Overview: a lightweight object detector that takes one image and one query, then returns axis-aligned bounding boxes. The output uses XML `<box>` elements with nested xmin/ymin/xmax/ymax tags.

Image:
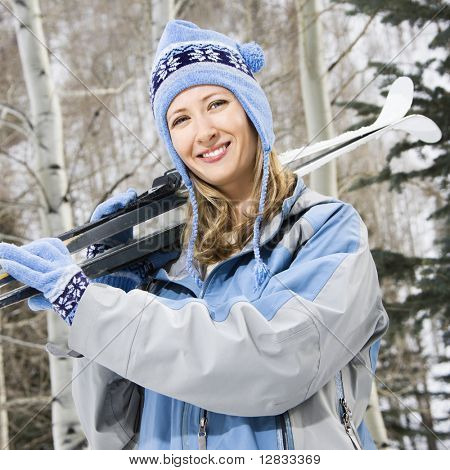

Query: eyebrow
<box><xmin>168</xmin><ymin>92</ymin><xmax>229</xmax><ymax>120</ymax></box>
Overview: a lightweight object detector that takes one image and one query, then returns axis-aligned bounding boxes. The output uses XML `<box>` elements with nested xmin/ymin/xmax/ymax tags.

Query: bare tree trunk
<box><xmin>12</xmin><ymin>0</ymin><xmax>82</xmax><ymax>449</ymax></box>
<box><xmin>151</xmin><ymin>0</ymin><xmax>168</xmax><ymax>50</ymax></box>
<box><xmin>295</xmin><ymin>0</ymin><xmax>337</xmax><ymax>197</ymax></box>
<box><xmin>151</xmin><ymin>0</ymin><xmax>191</xmax><ymax>52</ymax></box>
<box><xmin>365</xmin><ymin>382</ymin><xmax>390</xmax><ymax>449</ymax></box>
<box><xmin>245</xmin><ymin>0</ymin><xmax>259</xmax><ymax>41</ymax></box>
<box><xmin>151</xmin><ymin>0</ymin><xmax>179</xmax><ymax>51</ymax></box>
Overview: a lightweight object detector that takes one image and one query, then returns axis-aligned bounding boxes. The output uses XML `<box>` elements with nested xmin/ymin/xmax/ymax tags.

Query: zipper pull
<box><xmin>340</xmin><ymin>398</ymin><xmax>352</xmax><ymax>433</ymax></box>
<box><xmin>339</xmin><ymin>398</ymin><xmax>361</xmax><ymax>450</ymax></box>
<box><xmin>198</xmin><ymin>410</ymin><xmax>208</xmax><ymax>450</ymax></box>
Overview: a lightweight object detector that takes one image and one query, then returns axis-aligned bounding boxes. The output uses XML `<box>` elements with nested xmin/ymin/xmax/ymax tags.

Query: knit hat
<box><xmin>149</xmin><ymin>19</ymin><xmax>275</xmax><ymax>292</ymax></box>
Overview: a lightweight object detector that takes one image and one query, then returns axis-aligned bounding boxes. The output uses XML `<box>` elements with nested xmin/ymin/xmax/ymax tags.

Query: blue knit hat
<box><xmin>149</xmin><ymin>19</ymin><xmax>275</xmax><ymax>292</ymax></box>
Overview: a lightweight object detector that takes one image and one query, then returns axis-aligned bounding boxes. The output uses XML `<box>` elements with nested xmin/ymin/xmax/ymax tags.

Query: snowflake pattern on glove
<box><xmin>86</xmin><ymin>242</ymin><xmax>154</xmax><ymax>288</ymax></box>
<box><xmin>86</xmin><ymin>243</ymin><xmax>108</xmax><ymax>259</ymax></box>
<box><xmin>52</xmin><ymin>271</ymin><xmax>90</xmax><ymax>326</ymax></box>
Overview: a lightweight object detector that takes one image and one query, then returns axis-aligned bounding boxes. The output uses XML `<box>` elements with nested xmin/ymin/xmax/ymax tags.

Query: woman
<box><xmin>0</xmin><ymin>20</ymin><xmax>388</xmax><ymax>450</ymax></box>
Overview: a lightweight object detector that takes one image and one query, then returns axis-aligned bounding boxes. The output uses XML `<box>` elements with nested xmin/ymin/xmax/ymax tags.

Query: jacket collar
<box><xmin>151</xmin><ymin>175</ymin><xmax>307</xmax><ymax>292</ymax></box>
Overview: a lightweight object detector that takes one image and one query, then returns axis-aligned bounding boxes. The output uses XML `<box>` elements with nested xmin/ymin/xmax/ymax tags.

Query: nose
<box><xmin>195</xmin><ymin>114</ymin><xmax>218</xmax><ymax>146</ymax></box>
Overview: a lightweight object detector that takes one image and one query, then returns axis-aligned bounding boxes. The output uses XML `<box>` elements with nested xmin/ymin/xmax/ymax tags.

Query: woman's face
<box><xmin>166</xmin><ymin>85</ymin><xmax>258</xmax><ymax>203</ymax></box>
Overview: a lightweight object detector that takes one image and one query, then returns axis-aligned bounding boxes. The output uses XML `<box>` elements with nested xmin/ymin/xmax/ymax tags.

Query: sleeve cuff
<box><xmin>51</xmin><ymin>271</ymin><xmax>90</xmax><ymax>325</ymax></box>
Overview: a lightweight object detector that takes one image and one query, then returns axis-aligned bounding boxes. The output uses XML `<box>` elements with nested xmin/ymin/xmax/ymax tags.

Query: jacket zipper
<box><xmin>335</xmin><ymin>371</ymin><xmax>362</xmax><ymax>450</ymax></box>
<box><xmin>339</xmin><ymin>398</ymin><xmax>361</xmax><ymax>449</ymax></box>
<box><xmin>195</xmin><ymin>229</ymin><xmax>290</xmax><ymax>451</ymax></box>
<box><xmin>196</xmin><ymin>267</ymin><xmax>213</xmax><ymax>451</ymax></box>
<box><xmin>198</xmin><ymin>409</ymin><xmax>208</xmax><ymax>450</ymax></box>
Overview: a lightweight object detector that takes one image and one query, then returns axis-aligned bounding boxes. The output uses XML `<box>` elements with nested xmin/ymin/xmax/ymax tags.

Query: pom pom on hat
<box><xmin>238</xmin><ymin>42</ymin><xmax>265</xmax><ymax>73</ymax></box>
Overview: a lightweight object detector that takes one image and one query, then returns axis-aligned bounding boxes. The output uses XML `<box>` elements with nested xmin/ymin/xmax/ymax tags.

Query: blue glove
<box><xmin>86</xmin><ymin>187</ymin><xmax>138</xmax><ymax>287</ymax></box>
<box><xmin>27</xmin><ymin>250</ymin><xmax>181</xmax><ymax>312</ymax></box>
<box><xmin>87</xmin><ymin>246</ymin><xmax>181</xmax><ymax>290</ymax></box>
<box><xmin>87</xmin><ymin>187</ymin><xmax>180</xmax><ymax>288</ymax></box>
<box><xmin>28</xmin><ymin>294</ymin><xmax>52</xmax><ymax>311</ymax></box>
<box><xmin>90</xmin><ymin>188</ymin><xmax>137</xmax><ymax>246</ymax></box>
<box><xmin>0</xmin><ymin>238</ymin><xmax>89</xmax><ymax>325</ymax></box>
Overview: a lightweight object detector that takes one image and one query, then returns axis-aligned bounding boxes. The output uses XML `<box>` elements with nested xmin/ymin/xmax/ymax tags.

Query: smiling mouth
<box><xmin>197</xmin><ymin>142</ymin><xmax>231</xmax><ymax>159</ymax></box>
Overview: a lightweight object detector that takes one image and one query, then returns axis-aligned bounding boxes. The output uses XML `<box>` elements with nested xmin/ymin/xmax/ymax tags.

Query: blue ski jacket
<box><xmin>48</xmin><ymin>175</ymin><xmax>389</xmax><ymax>449</ymax></box>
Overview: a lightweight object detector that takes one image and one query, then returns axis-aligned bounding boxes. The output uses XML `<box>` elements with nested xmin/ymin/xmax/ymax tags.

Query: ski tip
<box><xmin>393</xmin><ymin>76</ymin><xmax>414</xmax><ymax>93</ymax></box>
<box><xmin>394</xmin><ymin>115</ymin><xmax>442</xmax><ymax>143</ymax></box>
<box><xmin>374</xmin><ymin>76</ymin><xmax>414</xmax><ymax>127</ymax></box>
<box><xmin>391</xmin><ymin>77</ymin><xmax>414</xmax><ymax>111</ymax></box>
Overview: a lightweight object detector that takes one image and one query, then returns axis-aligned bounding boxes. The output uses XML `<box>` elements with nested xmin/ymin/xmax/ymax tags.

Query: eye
<box><xmin>209</xmin><ymin>99</ymin><xmax>227</xmax><ymax>110</ymax></box>
<box><xmin>171</xmin><ymin>115</ymin><xmax>189</xmax><ymax>128</ymax></box>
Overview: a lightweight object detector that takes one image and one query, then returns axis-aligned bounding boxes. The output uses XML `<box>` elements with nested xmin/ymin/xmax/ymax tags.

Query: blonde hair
<box><xmin>180</xmin><ymin>138</ymin><xmax>297</xmax><ymax>265</ymax></box>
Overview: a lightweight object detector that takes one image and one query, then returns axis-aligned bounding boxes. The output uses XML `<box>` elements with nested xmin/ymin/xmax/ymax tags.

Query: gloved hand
<box><xmin>87</xmin><ymin>247</ymin><xmax>181</xmax><ymax>291</ymax></box>
<box><xmin>85</xmin><ymin>187</ymin><xmax>138</xmax><ymax>286</ymax></box>
<box><xmin>89</xmin><ymin>188</ymin><xmax>137</xmax><ymax>247</ymax></box>
<box><xmin>86</xmin><ymin>187</ymin><xmax>180</xmax><ymax>289</ymax></box>
<box><xmin>0</xmin><ymin>238</ymin><xmax>89</xmax><ymax>325</ymax></box>
<box><xmin>28</xmin><ymin>294</ymin><xmax>52</xmax><ymax>311</ymax></box>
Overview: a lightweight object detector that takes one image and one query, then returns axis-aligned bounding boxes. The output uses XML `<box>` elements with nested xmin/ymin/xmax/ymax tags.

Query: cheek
<box><xmin>170</xmin><ymin>130</ymin><xmax>191</xmax><ymax>161</ymax></box>
<box><xmin>170</xmin><ymin>130</ymin><xmax>201</xmax><ymax>176</ymax></box>
<box><xmin>240</xmin><ymin>120</ymin><xmax>257</xmax><ymax>149</ymax></box>
<box><xmin>229</xmin><ymin>109</ymin><xmax>255</xmax><ymax>144</ymax></box>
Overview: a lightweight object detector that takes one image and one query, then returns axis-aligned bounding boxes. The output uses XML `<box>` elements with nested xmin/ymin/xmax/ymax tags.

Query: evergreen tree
<box><xmin>332</xmin><ymin>0</ymin><xmax>449</xmax><ymax>449</ymax></box>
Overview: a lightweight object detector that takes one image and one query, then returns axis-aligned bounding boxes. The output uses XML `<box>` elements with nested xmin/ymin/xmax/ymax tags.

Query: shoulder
<box><xmin>291</xmin><ymin>187</ymin><xmax>367</xmax><ymax>254</ymax></box>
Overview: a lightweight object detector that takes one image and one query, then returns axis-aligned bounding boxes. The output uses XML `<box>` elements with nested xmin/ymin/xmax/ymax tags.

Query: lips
<box><xmin>197</xmin><ymin>142</ymin><xmax>231</xmax><ymax>158</ymax></box>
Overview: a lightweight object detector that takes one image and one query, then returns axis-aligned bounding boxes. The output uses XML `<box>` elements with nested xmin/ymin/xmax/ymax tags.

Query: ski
<box><xmin>0</xmin><ymin>170</ymin><xmax>187</xmax><ymax>287</ymax></box>
<box><xmin>278</xmin><ymin>76</ymin><xmax>415</xmax><ymax>166</ymax></box>
<box><xmin>287</xmin><ymin>114</ymin><xmax>441</xmax><ymax>177</ymax></box>
<box><xmin>0</xmin><ymin>77</ymin><xmax>442</xmax><ymax>309</ymax></box>
<box><xmin>0</xmin><ymin>222</ymin><xmax>185</xmax><ymax>309</ymax></box>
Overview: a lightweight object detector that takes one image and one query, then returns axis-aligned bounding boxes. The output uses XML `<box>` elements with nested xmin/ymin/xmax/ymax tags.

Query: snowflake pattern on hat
<box><xmin>226</xmin><ymin>50</ymin><xmax>249</xmax><ymax>73</ymax></box>
<box><xmin>156</xmin><ymin>55</ymin><xmax>182</xmax><ymax>83</ymax></box>
<box><xmin>150</xmin><ymin>43</ymin><xmax>254</xmax><ymax>106</ymax></box>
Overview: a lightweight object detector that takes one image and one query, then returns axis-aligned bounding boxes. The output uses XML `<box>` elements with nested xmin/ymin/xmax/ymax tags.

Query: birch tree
<box><xmin>295</xmin><ymin>0</ymin><xmax>337</xmax><ymax>197</ymax></box>
<box><xmin>151</xmin><ymin>0</ymin><xmax>189</xmax><ymax>49</ymax></box>
<box><xmin>11</xmin><ymin>0</ymin><xmax>82</xmax><ymax>449</ymax></box>
<box><xmin>295</xmin><ymin>0</ymin><xmax>393</xmax><ymax>447</ymax></box>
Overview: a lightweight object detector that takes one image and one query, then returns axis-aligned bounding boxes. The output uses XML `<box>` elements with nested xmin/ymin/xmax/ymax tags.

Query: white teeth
<box><xmin>201</xmin><ymin>144</ymin><xmax>227</xmax><ymax>158</ymax></box>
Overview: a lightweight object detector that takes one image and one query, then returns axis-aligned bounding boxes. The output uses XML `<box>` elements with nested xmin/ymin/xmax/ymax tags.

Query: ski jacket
<box><xmin>48</xmin><ymin>175</ymin><xmax>389</xmax><ymax>450</ymax></box>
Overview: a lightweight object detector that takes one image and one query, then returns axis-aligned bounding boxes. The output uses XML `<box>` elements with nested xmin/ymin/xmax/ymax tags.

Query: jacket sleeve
<box><xmin>68</xmin><ymin>202</ymin><xmax>389</xmax><ymax>417</ymax></box>
<box><xmin>70</xmin><ymin>266</ymin><xmax>144</xmax><ymax>449</ymax></box>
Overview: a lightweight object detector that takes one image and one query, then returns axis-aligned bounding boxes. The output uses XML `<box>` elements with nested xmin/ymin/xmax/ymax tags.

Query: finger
<box><xmin>0</xmin><ymin>258</ymin><xmax>44</xmax><ymax>288</ymax></box>
<box><xmin>113</xmin><ymin>189</ymin><xmax>138</xmax><ymax>208</ymax></box>
<box><xmin>126</xmin><ymin>188</ymin><xmax>138</xmax><ymax>201</ymax></box>
<box><xmin>90</xmin><ymin>189</ymin><xmax>138</xmax><ymax>222</ymax></box>
<box><xmin>28</xmin><ymin>294</ymin><xmax>52</xmax><ymax>311</ymax></box>
<box><xmin>0</xmin><ymin>243</ymin><xmax>51</xmax><ymax>273</ymax></box>
<box><xmin>90</xmin><ymin>198</ymin><xmax>122</xmax><ymax>222</ymax></box>
<box><xmin>37</xmin><ymin>238</ymin><xmax>70</xmax><ymax>257</ymax></box>
<box><xmin>90</xmin><ymin>198</ymin><xmax>123</xmax><ymax>221</ymax></box>
<box><xmin>22</xmin><ymin>239</ymin><xmax>66</xmax><ymax>261</ymax></box>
